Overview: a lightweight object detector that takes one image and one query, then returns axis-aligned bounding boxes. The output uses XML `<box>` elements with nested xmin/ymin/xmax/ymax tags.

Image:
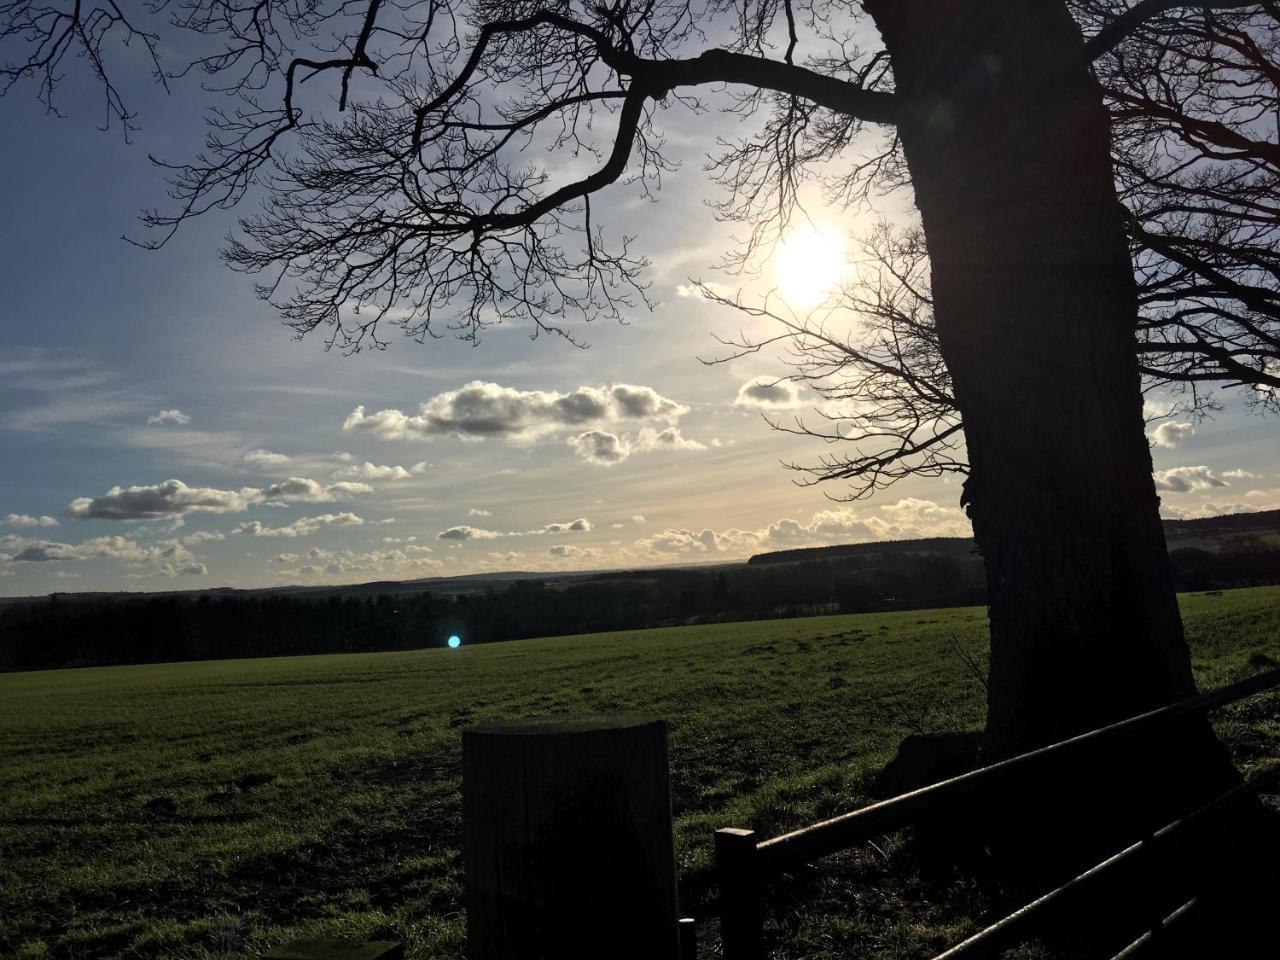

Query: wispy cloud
<box><xmin>148</xmin><ymin>409</ymin><xmax>192</xmax><ymax>426</ymax></box>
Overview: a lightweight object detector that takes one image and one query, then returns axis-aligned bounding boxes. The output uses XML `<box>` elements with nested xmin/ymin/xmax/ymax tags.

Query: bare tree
<box><xmin>3</xmin><ymin>0</ymin><xmax>1269</xmax><ymax>827</ymax></box>
<box><xmin>710</xmin><ymin>3</ymin><xmax>1277</xmax><ymax>501</ymax></box>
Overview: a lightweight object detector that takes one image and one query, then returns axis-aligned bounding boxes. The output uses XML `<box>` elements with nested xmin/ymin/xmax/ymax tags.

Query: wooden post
<box><xmin>716</xmin><ymin>827</ymin><xmax>763</xmax><ymax>960</ymax></box>
<box><xmin>463</xmin><ymin>715</ymin><xmax>680</xmax><ymax>960</ymax></box>
<box><xmin>678</xmin><ymin>917</ymin><xmax>697</xmax><ymax>959</ymax></box>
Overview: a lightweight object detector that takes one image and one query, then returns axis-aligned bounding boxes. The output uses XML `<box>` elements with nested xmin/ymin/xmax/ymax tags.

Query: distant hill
<box><xmin>4</xmin><ymin>508</ymin><xmax>1279</xmax><ymax>672</ymax></box>
<box><xmin>2</xmin><ymin>509</ymin><xmax>1277</xmax><ymax>610</ymax></box>
<box><xmin>747</xmin><ymin>509</ymin><xmax>1280</xmax><ymax>566</ymax></box>
<box><xmin>747</xmin><ymin>536</ymin><xmax>977</xmax><ymax>566</ymax></box>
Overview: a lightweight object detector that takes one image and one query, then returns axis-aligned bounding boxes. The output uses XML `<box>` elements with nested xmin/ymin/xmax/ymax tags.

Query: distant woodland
<box><xmin>4</xmin><ymin>522</ymin><xmax>1279</xmax><ymax>672</ymax></box>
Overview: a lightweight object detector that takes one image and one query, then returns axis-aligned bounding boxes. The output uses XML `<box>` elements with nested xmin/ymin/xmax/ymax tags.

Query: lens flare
<box><xmin>447</xmin><ymin>635</ymin><xmax>462</xmax><ymax>649</ymax></box>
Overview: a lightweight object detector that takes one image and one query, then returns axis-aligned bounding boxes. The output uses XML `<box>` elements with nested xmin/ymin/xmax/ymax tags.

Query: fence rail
<box><xmin>716</xmin><ymin>666</ymin><xmax>1280</xmax><ymax>960</ymax></box>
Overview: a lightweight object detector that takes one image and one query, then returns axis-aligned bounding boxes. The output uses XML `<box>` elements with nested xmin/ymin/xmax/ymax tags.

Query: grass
<box><xmin>2</xmin><ymin>586</ymin><xmax>1278</xmax><ymax>960</ymax></box>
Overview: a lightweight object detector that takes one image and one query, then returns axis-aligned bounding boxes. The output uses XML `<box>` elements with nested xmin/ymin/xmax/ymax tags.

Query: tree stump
<box><xmin>463</xmin><ymin>714</ymin><xmax>679</xmax><ymax>960</ymax></box>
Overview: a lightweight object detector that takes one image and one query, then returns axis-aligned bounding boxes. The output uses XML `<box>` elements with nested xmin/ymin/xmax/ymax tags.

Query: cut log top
<box><xmin>463</xmin><ymin>713</ymin><xmax>663</xmax><ymax>737</ymax></box>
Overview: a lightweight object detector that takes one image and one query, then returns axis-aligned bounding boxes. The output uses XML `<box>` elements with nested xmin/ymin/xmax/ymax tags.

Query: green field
<box><xmin>3</xmin><ymin>587</ymin><xmax>1279</xmax><ymax>960</ymax></box>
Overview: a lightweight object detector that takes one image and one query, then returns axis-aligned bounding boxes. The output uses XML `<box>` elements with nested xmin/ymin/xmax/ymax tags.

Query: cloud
<box><xmin>5</xmin><ymin>513</ymin><xmax>59</xmax><ymax>528</ymax></box>
<box><xmin>159</xmin><ymin>561</ymin><xmax>207</xmax><ymax>577</ymax></box>
<box><xmin>147</xmin><ymin>409</ymin><xmax>191</xmax><ymax>426</ymax></box>
<box><xmin>332</xmin><ymin>462</ymin><xmax>412</xmax><ymax>481</ymax></box>
<box><xmin>548</xmin><ymin>544</ymin><xmax>598</xmax><ymax>559</ymax></box>
<box><xmin>1</xmin><ymin>535</ymin><xmax>202</xmax><ymax>572</ymax></box>
<box><xmin>675</xmin><ymin>281</ymin><xmax>731</xmax><ymax>300</ymax></box>
<box><xmin>1153</xmin><ymin>466</ymin><xmax>1227</xmax><ymax>493</ymax></box>
<box><xmin>634</xmin><ymin>528</ymin><xmax>724</xmax><ymax>554</ymax></box>
<box><xmin>1149</xmin><ymin>421</ymin><xmax>1194</xmax><ymax>448</ymax></box>
<box><xmin>232</xmin><ymin>513</ymin><xmax>366</xmax><ymax>538</ymax></box>
<box><xmin>66</xmin><ymin>476</ymin><xmax>373</xmax><ymax>521</ymax></box>
<box><xmin>630</xmin><ymin>499</ymin><xmax>972</xmax><ymax>560</ymax></box>
<box><xmin>635</xmin><ymin>426</ymin><xmax>706</xmax><ymax>451</ymax></box>
<box><xmin>437</xmin><ymin>518</ymin><xmax>593</xmax><ymax>540</ymax></box>
<box><xmin>270</xmin><ymin>543</ymin><xmax>443</xmax><ymax>580</ymax></box>
<box><xmin>735</xmin><ymin>377</ymin><xmax>802</xmax><ymax>410</ymax></box>
<box><xmin>67</xmin><ymin>480</ymin><xmax>263</xmax><ymax>520</ymax></box>
<box><xmin>243</xmin><ymin>449</ymin><xmax>291</xmax><ymax>466</ymax></box>
<box><xmin>568</xmin><ymin>430</ymin><xmax>629</xmax><ymax>465</ymax></box>
<box><xmin>632</xmin><ymin>514</ymin><xmax>647</xmax><ymax>524</ymax></box>
<box><xmin>344</xmin><ymin>381</ymin><xmax>687</xmax><ymax>442</ymax></box>
<box><xmin>468</xmin><ymin>508</ymin><xmax>492</xmax><ymax>517</ymax></box>
<box><xmin>1223</xmin><ymin>469</ymin><xmax>1256</xmax><ymax>480</ymax></box>
<box><xmin>261</xmin><ymin>477</ymin><xmax>374</xmax><ymax>503</ymax></box>
<box><xmin>180</xmin><ymin>530</ymin><xmax>225</xmax><ymax>544</ymax></box>
<box><xmin>544</xmin><ymin>518</ymin><xmax>592</xmax><ymax>533</ymax></box>
<box><xmin>438</xmin><ymin>525</ymin><xmax>503</xmax><ymax>541</ymax></box>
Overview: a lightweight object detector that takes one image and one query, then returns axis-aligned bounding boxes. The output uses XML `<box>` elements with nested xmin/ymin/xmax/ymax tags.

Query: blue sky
<box><xmin>2</xmin><ymin>41</ymin><xmax>1278</xmax><ymax>596</ymax></box>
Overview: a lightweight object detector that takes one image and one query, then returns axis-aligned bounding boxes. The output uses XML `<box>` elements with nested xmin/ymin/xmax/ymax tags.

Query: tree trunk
<box><xmin>863</xmin><ymin>0</ymin><xmax>1238</xmax><ymax>858</ymax></box>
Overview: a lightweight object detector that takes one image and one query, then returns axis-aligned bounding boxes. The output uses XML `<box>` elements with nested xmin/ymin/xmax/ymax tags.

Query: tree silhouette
<box><xmin>3</xmin><ymin>0</ymin><xmax>1269</xmax><ymax>834</ymax></box>
<box><xmin>709</xmin><ymin>3</ymin><xmax>1276</xmax><ymax>500</ymax></box>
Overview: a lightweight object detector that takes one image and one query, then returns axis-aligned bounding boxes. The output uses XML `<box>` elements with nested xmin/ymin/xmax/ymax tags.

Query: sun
<box><xmin>775</xmin><ymin>223</ymin><xmax>850</xmax><ymax>310</ymax></box>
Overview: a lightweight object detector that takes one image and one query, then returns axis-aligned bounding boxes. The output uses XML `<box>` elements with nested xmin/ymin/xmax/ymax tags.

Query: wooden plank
<box><xmin>758</xmin><ymin>667</ymin><xmax>1280</xmax><ymax>871</ymax></box>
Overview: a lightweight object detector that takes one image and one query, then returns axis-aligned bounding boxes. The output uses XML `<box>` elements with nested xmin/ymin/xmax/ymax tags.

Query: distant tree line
<box><xmin>2</xmin><ymin>538</ymin><xmax>1278</xmax><ymax>672</ymax></box>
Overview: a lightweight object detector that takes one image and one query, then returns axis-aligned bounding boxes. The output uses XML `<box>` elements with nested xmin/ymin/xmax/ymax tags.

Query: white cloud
<box><xmin>159</xmin><ymin>561</ymin><xmax>207</xmax><ymax>577</ymax></box>
<box><xmin>344</xmin><ymin>381</ymin><xmax>687</xmax><ymax>442</ymax></box>
<box><xmin>66</xmin><ymin>476</ymin><xmax>373</xmax><ymax>521</ymax></box>
<box><xmin>1</xmin><ymin>534</ymin><xmax>202</xmax><ymax>572</ymax></box>
<box><xmin>67</xmin><ymin>479</ymin><xmax>263</xmax><ymax>520</ymax></box>
<box><xmin>271</xmin><ymin>543</ymin><xmax>443</xmax><ymax>580</ymax></box>
<box><xmin>1223</xmin><ymin>469</ymin><xmax>1256</xmax><ymax>480</ymax></box>
<box><xmin>179</xmin><ymin>530</ymin><xmax>225</xmax><ymax>544</ymax></box>
<box><xmin>634</xmin><ymin>528</ymin><xmax>726</xmax><ymax>554</ymax></box>
<box><xmin>147</xmin><ymin>409</ymin><xmax>191</xmax><ymax>426</ymax></box>
<box><xmin>735</xmin><ymin>377</ymin><xmax>802</xmax><ymax>410</ymax></box>
<box><xmin>261</xmin><ymin>477</ymin><xmax>374</xmax><ymax>503</ymax></box>
<box><xmin>438</xmin><ymin>525</ymin><xmax>503</xmax><ymax>541</ymax></box>
<box><xmin>568</xmin><ymin>430</ymin><xmax>629</xmax><ymax>465</ymax></box>
<box><xmin>332</xmin><ymin>462</ymin><xmax>412</xmax><ymax>481</ymax></box>
<box><xmin>1153</xmin><ymin>465</ymin><xmax>1227</xmax><ymax>493</ymax></box>
<box><xmin>4</xmin><ymin>513</ymin><xmax>59</xmax><ymax>528</ymax></box>
<box><xmin>436</xmin><ymin>518</ymin><xmax>592</xmax><ymax>540</ymax></box>
<box><xmin>545</xmin><ymin>518</ymin><xmax>592</xmax><ymax>533</ymax></box>
<box><xmin>631</xmin><ymin>499</ymin><xmax>971</xmax><ymax>561</ymax></box>
<box><xmin>468</xmin><ymin>507</ymin><xmax>492</xmax><ymax>517</ymax></box>
<box><xmin>1149</xmin><ymin>421</ymin><xmax>1194</xmax><ymax>448</ymax></box>
<box><xmin>232</xmin><ymin>513</ymin><xmax>366</xmax><ymax>538</ymax></box>
<box><xmin>243</xmin><ymin>449</ymin><xmax>291</xmax><ymax>466</ymax></box>
<box><xmin>548</xmin><ymin>544</ymin><xmax>598</xmax><ymax>559</ymax></box>
<box><xmin>632</xmin><ymin>514</ymin><xmax>647</xmax><ymax>524</ymax></box>
<box><xmin>634</xmin><ymin>426</ymin><xmax>706</xmax><ymax>451</ymax></box>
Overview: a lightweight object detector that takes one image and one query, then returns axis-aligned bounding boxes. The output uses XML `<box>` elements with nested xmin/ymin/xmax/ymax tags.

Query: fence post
<box><xmin>716</xmin><ymin>827</ymin><xmax>763</xmax><ymax>960</ymax></box>
<box><xmin>678</xmin><ymin>916</ymin><xmax>697</xmax><ymax>959</ymax></box>
<box><xmin>463</xmin><ymin>715</ymin><xmax>680</xmax><ymax>960</ymax></box>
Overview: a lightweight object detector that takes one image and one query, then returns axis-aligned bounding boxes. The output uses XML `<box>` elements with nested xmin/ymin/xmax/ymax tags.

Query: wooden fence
<box><xmin>715</xmin><ymin>666</ymin><xmax>1280</xmax><ymax>960</ymax></box>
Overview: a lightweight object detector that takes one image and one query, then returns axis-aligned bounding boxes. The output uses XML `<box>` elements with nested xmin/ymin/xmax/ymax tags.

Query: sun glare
<box><xmin>775</xmin><ymin>224</ymin><xmax>850</xmax><ymax>310</ymax></box>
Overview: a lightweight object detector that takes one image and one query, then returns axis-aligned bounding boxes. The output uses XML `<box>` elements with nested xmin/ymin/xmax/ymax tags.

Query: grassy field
<box><xmin>3</xmin><ymin>587</ymin><xmax>1279</xmax><ymax>960</ymax></box>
